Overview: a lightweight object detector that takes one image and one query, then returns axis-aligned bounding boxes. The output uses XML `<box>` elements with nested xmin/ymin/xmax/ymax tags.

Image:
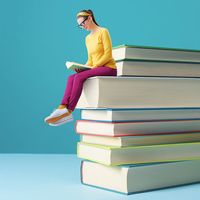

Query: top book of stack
<box><xmin>112</xmin><ymin>45</ymin><xmax>200</xmax><ymax>77</ymax></box>
<box><xmin>112</xmin><ymin>45</ymin><xmax>200</xmax><ymax>63</ymax></box>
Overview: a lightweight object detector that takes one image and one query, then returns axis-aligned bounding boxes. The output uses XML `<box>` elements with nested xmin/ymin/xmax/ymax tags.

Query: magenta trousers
<box><xmin>61</xmin><ymin>66</ymin><xmax>117</xmax><ymax>111</ymax></box>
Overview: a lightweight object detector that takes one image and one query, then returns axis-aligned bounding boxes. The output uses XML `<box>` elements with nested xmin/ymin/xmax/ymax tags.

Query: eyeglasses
<box><xmin>77</xmin><ymin>17</ymin><xmax>88</xmax><ymax>28</ymax></box>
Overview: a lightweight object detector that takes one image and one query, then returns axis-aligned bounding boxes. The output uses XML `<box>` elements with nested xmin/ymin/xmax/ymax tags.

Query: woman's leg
<box><xmin>45</xmin><ymin>74</ymin><xmax>77</xmax><ymax>124</ymax></box>
<box><xmin>61</xmin><ymin>74</ymin><xmax>76</xmax><ymax>107</ymax></box>
<box><xmin>67</xmin><ymin>66</ymin><xmax>117</xmax><ymax>111</ymax></box>
<box><xmin>45</xmin><ymin>66</ymin><xmax>116</xmax><ymax>125</ymax></box>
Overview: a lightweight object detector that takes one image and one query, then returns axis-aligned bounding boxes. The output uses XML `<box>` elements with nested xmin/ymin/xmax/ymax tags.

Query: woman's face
<box><xmin>77</xmin><ymin>16</ymin><xmax>91</xmax><ymax>30</ymax></box>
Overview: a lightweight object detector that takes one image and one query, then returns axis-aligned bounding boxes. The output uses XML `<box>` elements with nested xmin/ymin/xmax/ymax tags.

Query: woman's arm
<box><xmin>85</xmin><ymin>53</ymin><xmax>92</xmax><ymax>66</ymax></box>
<box><xmin>94</xmin><ymin>29</ymin><xmax>113</xmax><ymax>67</ymax></box>
<box><xmin>85</xmin><ymin>38</ymin><xmax>93</xmax><ymax>66</ymax></box>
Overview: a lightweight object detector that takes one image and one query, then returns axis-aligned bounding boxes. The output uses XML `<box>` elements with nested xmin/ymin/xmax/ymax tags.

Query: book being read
<box><xmin>65</xmin><ymin>61</ymin><xmax>92</xmax><ymax>70</ymax></box>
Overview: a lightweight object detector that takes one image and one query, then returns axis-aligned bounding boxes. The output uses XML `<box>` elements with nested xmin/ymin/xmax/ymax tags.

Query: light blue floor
<box><xmin>0</xmin><ymin>154</ymin><xmax>199</xmax><ymax>200</ymax></box>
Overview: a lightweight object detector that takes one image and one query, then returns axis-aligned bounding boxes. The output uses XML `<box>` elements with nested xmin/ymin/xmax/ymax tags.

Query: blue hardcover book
<box><xmin>80</xmin><ymin>160</ymin><xmax>200</xmax><ymax>195</ymax></box>
<box><xmin>81</xmin><ymin>107</ymin><xmax>200</xmax><ymax>122</ymax></box>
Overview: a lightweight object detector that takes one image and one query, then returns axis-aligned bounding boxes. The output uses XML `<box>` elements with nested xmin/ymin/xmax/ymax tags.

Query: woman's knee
<box><xmin>67</xmin><ymin>74</ymin><xmax>76</xmax><ymax>82</ymax></box>
<box><xmin>74</xmin><ymin>74</ymin><xmax>87</xmax><ymax>84</ymax></box>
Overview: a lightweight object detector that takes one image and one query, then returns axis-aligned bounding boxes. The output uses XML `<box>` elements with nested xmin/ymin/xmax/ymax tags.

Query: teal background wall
<box><xmin>0</xmin><ymin>0</ymin><xmax>200</xmax><ymax>154</ymax></box>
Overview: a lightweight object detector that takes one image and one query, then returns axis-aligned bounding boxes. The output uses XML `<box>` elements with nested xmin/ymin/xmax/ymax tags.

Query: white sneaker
<box><xmin>49</xmin><ymin>115</ymin><xmax>73</xmax><ymax>126</ymax></box>
<box><xmin>44</xmin><ymin>108</ymin><xmax>71</xmax><ymax>124</ymax></box>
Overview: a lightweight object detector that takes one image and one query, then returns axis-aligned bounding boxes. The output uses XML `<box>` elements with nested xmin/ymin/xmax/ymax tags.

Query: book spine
<box><xmin>76</xmin><ymin>130</ymin><xmax>200</xmax><ymax>137</ymax></box>
<box><xmin>81</xmin><ymin>182</ymin><xmax>129</xmax><ymax>195</ymax></box>
<box><xmin>80</xmin><ymin>160</ymin><xmax>84</xmax><ymax>184</ymax></box>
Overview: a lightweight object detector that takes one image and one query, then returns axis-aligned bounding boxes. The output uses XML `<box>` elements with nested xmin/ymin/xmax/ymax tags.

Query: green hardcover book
<box><xmin>116</xmin><ymin>60</ymin><xmax>200</xmax><ymax>77</ymax></box>
<box><xmin>77</xmin><ymin>141</ymin><xmax>200</xmax><ymax>166</ymax></box>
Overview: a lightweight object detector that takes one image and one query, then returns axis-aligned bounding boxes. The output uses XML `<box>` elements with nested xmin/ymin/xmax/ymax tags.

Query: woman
<box><xmin>44</xmin><ymin>9</ymin><xmax>117</xmax><ymax>126</ymax></box>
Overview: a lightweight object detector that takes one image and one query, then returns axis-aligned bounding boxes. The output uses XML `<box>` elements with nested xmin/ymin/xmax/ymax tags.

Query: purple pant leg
<box><xmin>62</xmin><ymin>66</ymin><xmax>117</xmax><ymax>111</ymax></box>
<box><xmin>61</xmin><ymin>74</ymin><xmax>76</xmax><ymax>106</ymax></box>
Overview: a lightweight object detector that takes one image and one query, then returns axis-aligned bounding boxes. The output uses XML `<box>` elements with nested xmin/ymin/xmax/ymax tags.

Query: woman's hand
<box><xmin>74</xmin><ymin>68</ymin><xmax>90</xmax><ymax>73</ymax></box>
<box><xmin>75</xmin><ymin>69</ymin><xmax>83</xmax><ymax>73</ymax></box>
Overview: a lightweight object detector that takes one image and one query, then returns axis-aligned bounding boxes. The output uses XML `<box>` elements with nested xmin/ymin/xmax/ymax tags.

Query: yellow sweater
<box><xmin>85</xmin><ymin>27</ymin><xmax>116</xmax><ymax>69</ymax></box>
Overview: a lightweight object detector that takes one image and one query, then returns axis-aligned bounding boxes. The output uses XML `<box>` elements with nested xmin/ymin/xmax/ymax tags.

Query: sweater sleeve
<box><xmin>94</xmin><ymin>29</ymin><xmax>113</xmax><ymax>67</ymax></box>
<box><xmin>85</xmin><ymin>37</ymin><xmax>93</xmax><ymax>66</ymax></box>
<box><xmin>86</xmin><ymin>52</ymin><xmax>92</xmax><ymax>66</ymax></box>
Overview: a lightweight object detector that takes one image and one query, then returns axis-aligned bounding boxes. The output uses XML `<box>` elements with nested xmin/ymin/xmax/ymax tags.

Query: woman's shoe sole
<box><xmin>45</xmin><ymin>112</ymin><xmax>71</xmax><ymax>124</ymax></box>
<box><xmin>49</xmin><ymin>117</ymin><xmax>73</xmax><ymax>126</ymax></box>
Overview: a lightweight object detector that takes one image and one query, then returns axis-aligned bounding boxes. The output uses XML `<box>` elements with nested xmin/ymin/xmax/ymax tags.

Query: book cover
<box><xmin>65</xmin><ymin>61</ymin><xmax>92</xmax><ymax>70</ymax></box>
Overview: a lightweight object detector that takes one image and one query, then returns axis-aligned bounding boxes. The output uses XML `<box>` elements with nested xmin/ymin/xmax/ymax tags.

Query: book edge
<box><xmin>79</xmin><ymin>141</ymin><xmax>200</xmax><ymax>150</ymax></box>
<box><xmin>112</xmin><ymin>44</ymin><xmax>200</xmax><ymax>52</ymax></box>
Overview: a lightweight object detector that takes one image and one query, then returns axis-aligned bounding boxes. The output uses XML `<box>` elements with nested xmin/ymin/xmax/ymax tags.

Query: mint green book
<box><xmin>112</xmin><ymin>44</ymin><xmax>200</xmax><ymax>63</ymax></box>
<box><xmin>77</xmin><ymin>141</ymin><xmax>200</xmax><ymax>166</ymax></box>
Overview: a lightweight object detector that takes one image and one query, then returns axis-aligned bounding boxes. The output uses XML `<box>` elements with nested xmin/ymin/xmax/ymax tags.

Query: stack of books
<box><xmin>76</xmin><ymin>45</ymin><xmax>200</xmax><ymax>195</ymax></box>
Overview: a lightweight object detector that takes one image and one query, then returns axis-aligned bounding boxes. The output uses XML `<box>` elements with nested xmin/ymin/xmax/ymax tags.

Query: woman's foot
<box><xmin>49</xmin><ymin>115</ymin><xmax>73</xmax><ymax>126</ymax></box>
<box><xmin>44</xmin><ymin>106</ymin><xmax>72</xmax><ymax>124</ymax></box>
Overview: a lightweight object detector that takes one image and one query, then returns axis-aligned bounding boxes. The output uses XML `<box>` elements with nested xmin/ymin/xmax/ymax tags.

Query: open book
<box><xmin>65</xmin><ymin>61</ymin><xmax>92</xmax><ymax>70</ymax></box>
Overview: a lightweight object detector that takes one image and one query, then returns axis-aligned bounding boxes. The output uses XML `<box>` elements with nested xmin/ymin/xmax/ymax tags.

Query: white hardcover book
<box><xmin>76</xmin><ymin>77</ymin><xmax>200</xmax><ymax>109</ymax></box>
<box><xmin>116</xmin><ymin>60</ymin><xmax>200</xmax><ymax>77</ymax></box>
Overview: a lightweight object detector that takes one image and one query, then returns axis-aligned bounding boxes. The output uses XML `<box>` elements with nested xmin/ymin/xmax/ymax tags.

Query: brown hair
<box><xmin>77</xmin><ymin>9</ymin><xmax>99</xmax><ymax>26</ymax></box>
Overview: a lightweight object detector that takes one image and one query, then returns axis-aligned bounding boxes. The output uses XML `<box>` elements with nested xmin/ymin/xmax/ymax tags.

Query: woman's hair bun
<box><xmin>87</xmin><ymin>9</ymin><xmax>93</xmax><ymax>15</ymax></box>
